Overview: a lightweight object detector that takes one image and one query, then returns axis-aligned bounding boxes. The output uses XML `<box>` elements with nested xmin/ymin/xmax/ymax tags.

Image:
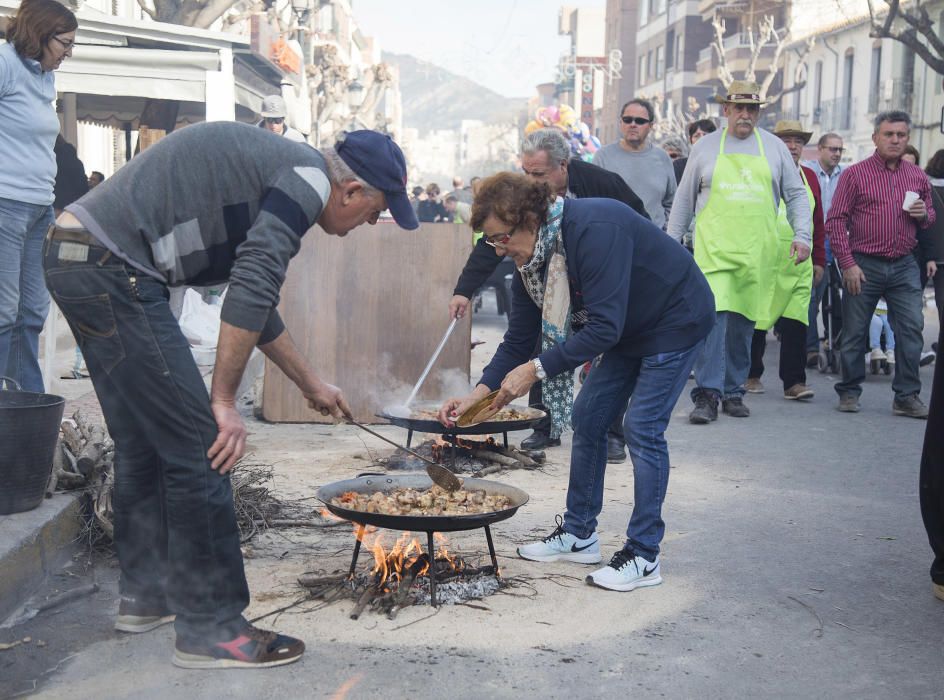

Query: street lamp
<box><xmin>346</xmin><ymin>78</ymin><xmax>366</xmax><ymax>130</ymax></box>
<box><xmin>290</xmin><ymin>0</ymin><xmax>312</xmax><ymax>26</ymax></box>
<box><xmin>347</xmin><ymin>78</ymin><xmax>365</xmax><ymax>110</ymax></box>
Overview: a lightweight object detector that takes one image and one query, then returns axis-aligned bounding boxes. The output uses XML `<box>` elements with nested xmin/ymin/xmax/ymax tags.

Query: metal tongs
<box><xmin>347</xmin><ymin>418</ymin><xmax>462</xmax><ymax>492</ymax></box>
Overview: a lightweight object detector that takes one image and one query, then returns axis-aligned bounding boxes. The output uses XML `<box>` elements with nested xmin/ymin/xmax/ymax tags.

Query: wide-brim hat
<box><xmin>773</xmin><ymin>119</ymin><xmax>813</xmax><ymax>144</ymax></box>
<box><xmin>715</xmin><ymin>80</ymin><xmax>766</xmax><ymax>105</ymax></box>
<box><xmin>336</xmin><ymin>130</ymin><xmax>419</xmax><ymax>230</ymax></box>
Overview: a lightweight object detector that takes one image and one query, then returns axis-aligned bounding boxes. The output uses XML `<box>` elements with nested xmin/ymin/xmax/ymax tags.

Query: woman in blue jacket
<box><xmin>0</xmin><ymin>0</ymin><xmax>77</xmax><ymax>390</ymax></box>
<box><xmin>439</xmin><ymin>172</ymin><xmax>715</xmax><ymax>592</ymax></box>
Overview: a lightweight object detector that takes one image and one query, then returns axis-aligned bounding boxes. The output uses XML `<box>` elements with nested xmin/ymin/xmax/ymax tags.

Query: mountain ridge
<box><xmin>383</xmin><ymin>51</ymin><xmax>527</xmax><ymax>135</ymax></box>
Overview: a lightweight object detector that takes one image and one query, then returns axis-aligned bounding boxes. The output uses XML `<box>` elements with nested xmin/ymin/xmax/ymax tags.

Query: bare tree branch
<box><xmin>711</xmin><ymin>16</ymin><xmax>735</xmax><ymax>88</ymax></box>
<box><xmin>135</xmin><ymin>0</ymin><xmax>158</xmax><ymax>22</ymax></box>
<box><xmin>868</xmin><ymin>0</ymin><xmax>944</xmax><ymax>74</ymax></box>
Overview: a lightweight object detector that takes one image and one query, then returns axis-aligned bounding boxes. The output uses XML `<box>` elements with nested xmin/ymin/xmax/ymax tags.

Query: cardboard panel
<box><xmin>261</xmin><ymin>221</ymin><xmax>474</xmax><ymax>423</ymax></box>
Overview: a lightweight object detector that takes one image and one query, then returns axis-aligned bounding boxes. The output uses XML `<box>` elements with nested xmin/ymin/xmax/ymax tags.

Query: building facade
<box><xmin>780</xmin><ymin>0</ymin><xmax>944</xmax><ymax>162</ymax></box>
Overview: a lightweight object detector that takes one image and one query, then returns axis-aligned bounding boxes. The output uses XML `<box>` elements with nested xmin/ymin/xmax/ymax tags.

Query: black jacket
<box><xmin>53</xmin><ymin>136</ymin><xmax>89</xmax><ymax>211</ymax></box>
<box><xmin>453</xmin><ymin>159</ymin><xmax>650</xmax><ymax>298</ymax></box>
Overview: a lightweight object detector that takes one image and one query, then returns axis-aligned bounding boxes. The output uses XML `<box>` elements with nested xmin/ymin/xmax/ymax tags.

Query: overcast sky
<box><xmin>352</xmin><ymin>0</ymin><xmax>605</xmax><ymax>98</ymax></box>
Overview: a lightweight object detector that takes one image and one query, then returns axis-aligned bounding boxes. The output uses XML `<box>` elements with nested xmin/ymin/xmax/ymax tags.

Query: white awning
<box><xmin>58</xmin><ymin>46</ymin><xmax>219</xmax><ymax>102</ymax></box>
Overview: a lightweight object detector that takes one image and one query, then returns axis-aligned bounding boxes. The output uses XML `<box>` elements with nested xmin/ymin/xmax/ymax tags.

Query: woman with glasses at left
<box><xmin>0</xmin><ymin>0</ymin><xmax>77</xmax><ymax>391</ymax></box>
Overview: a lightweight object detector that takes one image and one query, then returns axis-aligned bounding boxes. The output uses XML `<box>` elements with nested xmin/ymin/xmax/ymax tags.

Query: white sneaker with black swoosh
<box><xmin>586</xmin><ymin>549</ymin><xmax>662</xmax><ymax>592</ymax></box>
<box><xmin>517</xmin><ymin>515</ymin><xmax>601</xmax><ymax>564</ymax></box>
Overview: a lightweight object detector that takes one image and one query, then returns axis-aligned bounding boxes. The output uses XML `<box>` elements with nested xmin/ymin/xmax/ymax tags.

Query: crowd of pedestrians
<box><xmin>442</xmin><ymin>79</ymin><xmax>943</xmax><ymax>600</ymax></box>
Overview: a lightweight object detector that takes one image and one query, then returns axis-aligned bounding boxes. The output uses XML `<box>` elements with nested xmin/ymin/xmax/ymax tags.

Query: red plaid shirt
<box><xmin>825</xmin><ymin>151</ymin><xmax>935</xmax><ymax>270</ymax></box>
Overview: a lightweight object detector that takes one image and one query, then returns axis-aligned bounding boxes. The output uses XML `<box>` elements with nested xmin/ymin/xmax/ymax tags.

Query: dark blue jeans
<box><xmin>835</xmin><ymin>253</ymin><xmax>924</xmax><ymax>401</ymax></box>
<box><xmin>42</xmin><ymin>232</ymin><xmax>249</xmax><ymax>641</ymax></box>
<box><xmin>563</xmin><ymin>341</ymin><xmax>703</xmax><ymax>562</ymax></box>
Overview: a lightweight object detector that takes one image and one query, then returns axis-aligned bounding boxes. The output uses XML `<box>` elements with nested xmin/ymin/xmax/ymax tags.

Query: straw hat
<box><xmin>715</xmin><ymin>80</ymin><xmax>766</xmax><ymax>105</ymax></box>
<box><xmin>772</xmin><ymin>119</ymin><xmax>813</xmax><ymax>144</ymax></box>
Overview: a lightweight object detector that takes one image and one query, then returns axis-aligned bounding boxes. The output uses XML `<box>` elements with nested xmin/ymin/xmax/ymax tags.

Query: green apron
<box><xmin>754</xmin><ymin>167</ymin><xmax>815</xmax><ymax>330</ymax></box>
<box><xmin>694</xmin><ymin>129</ymin><xmax>778</xmax><ymax>321</ymax></box>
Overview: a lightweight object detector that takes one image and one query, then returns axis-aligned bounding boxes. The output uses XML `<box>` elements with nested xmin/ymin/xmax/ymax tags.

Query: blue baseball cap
<box><xmin>335</xmin><ymin>130</ymin><xmax>419</xmax><ymax>230</ymax></box>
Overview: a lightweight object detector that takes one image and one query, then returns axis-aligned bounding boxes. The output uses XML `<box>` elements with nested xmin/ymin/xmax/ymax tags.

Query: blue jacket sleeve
<box><xmin>538</xmin><ymin>222</ymin><xmax>630</xmax><ymax>378</ymax></box>
<box><xmin>479</xmin><ymin>272</ymin><xmax>541</xmax><ymax>389</ymax></box>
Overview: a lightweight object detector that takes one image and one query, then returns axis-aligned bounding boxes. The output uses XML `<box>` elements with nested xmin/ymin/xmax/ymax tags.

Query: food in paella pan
<box><xmin>410</xmin><ymin>406</ymin><xmax>529</xmax><ymax>422</ymax></box>
<box><xmin>330</xmin><ymin>484</ymin><xmax>514</xmax><ymax>516</ymax></box>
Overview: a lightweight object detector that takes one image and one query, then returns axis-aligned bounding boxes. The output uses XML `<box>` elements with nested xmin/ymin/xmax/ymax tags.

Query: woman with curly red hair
<box><xmin>0</xmin><ymin>0</ymin><xmax>77</xmax><ymax>390</ymax></box>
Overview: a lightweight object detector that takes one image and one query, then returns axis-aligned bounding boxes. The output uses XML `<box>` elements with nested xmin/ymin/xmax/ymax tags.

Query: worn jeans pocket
<box><xmin>50</xmin><ymin>291</ymin><xmax>125</xmax><ymax>374</ymax></box>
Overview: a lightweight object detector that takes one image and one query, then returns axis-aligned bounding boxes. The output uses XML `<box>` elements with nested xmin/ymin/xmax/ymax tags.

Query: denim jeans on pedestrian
<box><xmin>43</xmin><ymin>232</ymin><xmax>249</xmax><ymax>642</ymax></box>
<box><xmin>563</xmin><ymin>341</ymin><xmax>703</xmax><ymax>562</ymax></box>
<box><xmin>691</xmin><ymin>310</ymin><xmax>753</xmax><ymax>401</ymax></box>
<box><xmin>0</xmin><ymin>197</ymin><xmax>53</xmax><ymax>391</ymax></box>
<box><xmin>836</xmin><ymin>253</ymin><xmax>923</xmax><ymax>401</ymax></box>
<box><xmin>869</xmin><ymin>314</ymin><xmax>895</xmax><ymax>351</ymax></box>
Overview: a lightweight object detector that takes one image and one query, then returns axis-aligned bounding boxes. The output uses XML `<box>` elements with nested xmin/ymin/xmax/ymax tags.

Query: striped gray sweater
<box><xmin>68</xmin><ymin>121</ymin><xmax>330</xmax><ymax>343</ymax></box>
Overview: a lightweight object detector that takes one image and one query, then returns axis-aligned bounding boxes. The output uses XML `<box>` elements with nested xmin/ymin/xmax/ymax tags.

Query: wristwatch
<box><xmin>532</xmin><ymin>358</ymin><xmax>547</xmax><ymax>380</ymax></box>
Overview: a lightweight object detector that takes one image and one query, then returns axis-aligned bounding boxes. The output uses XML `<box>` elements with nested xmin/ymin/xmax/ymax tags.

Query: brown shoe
<box><xmin>784</xmin><ymin>384</ymin><xmax>814</xmax><ymax>400</ymax></box>
<box><xmin>934</xmin><ymin>582</ymin><xmax>944</xmax><ymax>601</ymax></box>
<box><xmin>892</xmin><ymin>394</ymin><xmax>929</xmax><ymax>419</ymax></box>
<box><xmin>744</xmin><ymin>378</ymin><xmax>764</xmax><ymax>394</ymax></box>
<box><xmin>806</xmin><ymin>351</ymin><xmax>820</xmax><ymax>368</ymax></box>
<box><xmin>173</xmin><ymin>624</ymin><xmax>305</xmax><ymax>669</ymax></box>
<box><xmin>838</xmin><ymin>394</ymin><xmax>860</xmax><ymax>413</ymax></box>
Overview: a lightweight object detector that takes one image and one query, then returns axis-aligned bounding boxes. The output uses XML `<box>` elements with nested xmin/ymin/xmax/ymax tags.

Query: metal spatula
<box><xmin>347</xmin><ymin>419</ymin><xmax>462</xmax><ymax>492</ymax></box>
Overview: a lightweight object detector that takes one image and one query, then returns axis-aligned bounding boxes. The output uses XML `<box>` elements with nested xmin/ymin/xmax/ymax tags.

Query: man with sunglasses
<box><xmin>667</xmin><ymin>80</ymin><xmax>811</xmax><ymax>424</ymax></box>
<box><xmin>593</xmin><ymin>98</ymin><xmax>677</xmax><ymax>229</ymax></box>
<box><xmin>258</xmin><ymin>94</ymin><xmax>306</xmax><ymax>143</ymax></box>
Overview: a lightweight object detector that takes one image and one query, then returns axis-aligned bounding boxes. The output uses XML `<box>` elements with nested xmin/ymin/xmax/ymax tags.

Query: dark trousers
<box><xmin>921</xmin><ymin>323</ymin><xmax>944</xmax><ymax>585</ymax></box>
<box><xmin>43</xmin><ymin>234</ymin><xmax>249</xmax><ymax>641</ymax></box>
<box><xmin>749</xmin><ymin>320</ymin><xmax>807</xmax><ymax>390</ymax></box>
<box><xmin>918</xmin><ymin>253</ymin><xmax>944</xmax><ymax>325</ymax></box>
<box><xmin>807</xmin><ymin>263</ymin><xmax>844</xmax><ymax>352</ymax></box>
<box><xmin>527</xmin><ymin>340</ymin><xmax>626</xmax><ymax>441</ymax></box>
<box><xmin>835</xmin><ymin>253</ymin><xmax>924</xmax><ymax>400</ymax></box>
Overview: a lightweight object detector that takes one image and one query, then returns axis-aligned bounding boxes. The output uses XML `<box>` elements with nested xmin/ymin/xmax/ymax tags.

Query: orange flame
<box><xmin>355</xmin><ymin>530</ymin><xmax>465</xmax><ymax>590</ymax></box>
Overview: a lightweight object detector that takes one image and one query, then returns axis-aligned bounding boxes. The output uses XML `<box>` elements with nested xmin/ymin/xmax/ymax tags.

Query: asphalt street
<box><xmin>4</xmin><ymin>302</ymin><xmax>943</xmax><ymax>700</ymax></box>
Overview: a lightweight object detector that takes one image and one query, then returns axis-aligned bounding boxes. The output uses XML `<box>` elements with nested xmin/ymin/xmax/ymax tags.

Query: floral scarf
<box><xmin>518</xmin><ymin>197</ymin><xmax>573</xmax><ymax>438</ymax></box>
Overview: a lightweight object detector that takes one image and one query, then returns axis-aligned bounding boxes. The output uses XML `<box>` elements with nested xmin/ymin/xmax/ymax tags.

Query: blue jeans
<box><xmin>870</xmin><ymin>314</ymin><xmax>895</xmax><ymax>351</ymax></box>
<box><xmin>836</xmin><ymin>253</ymin><xmax>923</xmax><ymax>400</ymax></box>
<box><xmin>563</xmin><ymin>341</ymin><xmax>703</xmax><ymax>562</ymax></box>
<box><xmin>691</xmin><ymin>310</ymin><xmax>753</xmax><ymax>401</ymax></box>
<box><xmin>0</xmin><ymin>197</ymin><xmax>53</xmax><ymax>391</ymax></box>
<box><xmin>43</xmin><ymin>231</ymin><xmax>249</xmax><ymax>641</ymax></box>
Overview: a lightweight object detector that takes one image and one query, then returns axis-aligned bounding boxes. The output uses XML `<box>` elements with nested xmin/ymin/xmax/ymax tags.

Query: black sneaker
<box><xmin>721</xmin><ymin>397</ymin><xmax>750</xmax><ymax>417</ymax></box>
<box><xmin>606</xmin><ymin>435</ymin><xmax>627</xmax><ymax>463</ymax></box>
<box><xmin>689</xmin><ymin>394</ymin><xmax>718</xmax><ymax>424</ymax></box>
<box><xmin>520</xmin><ymin>430</ymin><xmax>561</xmax><ymax>450</ymax></box>
<box><xmin>115</xmin><ymin>597</ymin><xmax>175</xmax><ymax>633</ymax></box>
<box><xmin>173</xmin><ymin>624</ymin><xmax>305</xmax><ymax>669</ymax></box>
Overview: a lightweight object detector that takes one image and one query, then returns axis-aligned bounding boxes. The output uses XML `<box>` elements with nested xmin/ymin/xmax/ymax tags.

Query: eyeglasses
<box><xmin>483</xmin><ymin>228</ymin><xmax>514</xmax><ymax>248</ymax></box>
<box><xmin>823</xmin><ymin>146</ymin><xmax>844</xmax><ymax>153</ymax></box>
<box><xmin>621</xmin><ymin>116</ymin><xmax>652</xmax><ymax>125</ymax></box>
<box><xmin>51</xmin><ymin>35</ymin><xmax>74</xmax><ymax>51</ymax></box>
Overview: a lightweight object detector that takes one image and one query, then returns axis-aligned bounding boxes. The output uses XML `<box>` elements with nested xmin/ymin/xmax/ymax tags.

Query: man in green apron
<box><xmin>667</xmin><ymin>81</ymin><xmax>813</xmax><ymax>424</ymax></box>
<box><xmin>748</xmin><ymin>120</ymin><xmax>827</xmax><ymax>399</ymax></box>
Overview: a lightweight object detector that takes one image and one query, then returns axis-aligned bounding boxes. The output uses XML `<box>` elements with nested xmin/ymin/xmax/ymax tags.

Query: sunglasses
<box><xmin>823</xmin><ymin>146</ymin><xmax>844</xmax><ymax>153</ymax></box>
<box><xmin>265</xmin><ymin>117</ymin><xmax>284</xmax><ymax>124</ymax></box>
<box><xmin>483</xmin><ymin>228</ymin><xmax>514</xmax><ymax>248</ymax></box>
<box><xmin>621</xmin><ymin>116</ymin><xmax>652</xmax><ymax>125</ymax></box>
